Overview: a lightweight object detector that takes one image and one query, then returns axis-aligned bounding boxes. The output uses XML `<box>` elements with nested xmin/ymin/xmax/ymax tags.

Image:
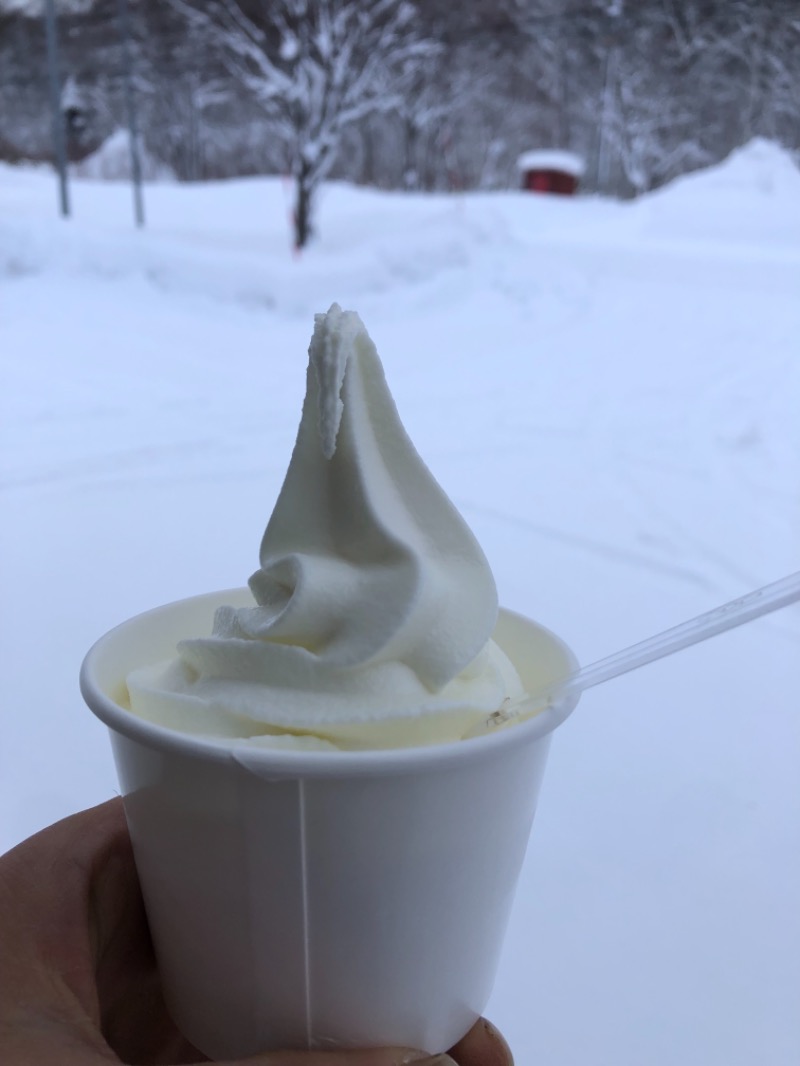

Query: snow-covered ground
<box><xmin>2</xmin><ymin>139</ymin><xmax>799</xmax><ymax>1065</ymax></box>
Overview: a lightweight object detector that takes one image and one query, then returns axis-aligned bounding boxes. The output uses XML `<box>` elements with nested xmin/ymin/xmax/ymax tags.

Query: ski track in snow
<box><xmin>460</xmin><ymin>497</ymin><xmax>718</xmax><ymax>589</ymax></box>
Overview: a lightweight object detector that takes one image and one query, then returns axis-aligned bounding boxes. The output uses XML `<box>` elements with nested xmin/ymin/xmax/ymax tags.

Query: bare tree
<box><xmin>169</xmin><ymin>0</ymin><xmax>435</xmax><ymax>247</ymax></box>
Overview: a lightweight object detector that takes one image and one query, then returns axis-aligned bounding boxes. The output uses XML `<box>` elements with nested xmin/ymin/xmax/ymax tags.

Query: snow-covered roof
<box><xmin>516</xmin><ymin>150</ymin><xmax>586</xmax><ymax>177</ymax></box>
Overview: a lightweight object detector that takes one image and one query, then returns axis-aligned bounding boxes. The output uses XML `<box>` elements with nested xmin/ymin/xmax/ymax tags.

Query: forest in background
<box><xmin>1</xmin><ymin>0</ymin><xmax>798</xmax><ymax>209</ymax></box>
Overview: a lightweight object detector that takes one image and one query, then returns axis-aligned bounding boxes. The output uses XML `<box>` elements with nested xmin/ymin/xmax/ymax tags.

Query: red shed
<box><xmin>517</xmin><ymin>150</ymin><xmax>585</xmax><ymax>195</ymax></box>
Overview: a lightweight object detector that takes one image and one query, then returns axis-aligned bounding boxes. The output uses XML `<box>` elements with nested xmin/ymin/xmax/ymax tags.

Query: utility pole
<box><xmin>117</xmin><ymin>0</ymin><xmax>145</xmax><ymax>227</ymax></box>
<box><xmin>44</xmin><ymin>0</ymin><xmax>70</xmax><ymax>218</ymax></box>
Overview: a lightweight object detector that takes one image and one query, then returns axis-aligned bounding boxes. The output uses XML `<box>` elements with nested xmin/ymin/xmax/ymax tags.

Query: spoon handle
<box><xmin>466</xmin><ymin>570</ymin><xmax>800</xmax><ymax>740</ymax></box>
<box><xmin>568</xmin><ymin>569</ymin><xmax>800</xmax><ymax>699</ymax></box>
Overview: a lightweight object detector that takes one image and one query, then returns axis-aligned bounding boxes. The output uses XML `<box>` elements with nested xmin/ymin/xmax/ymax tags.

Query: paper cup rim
<box><xmin>81</xmin><ymin>588</ymin><xmax>580</xmax><ymax>779</ymax></box>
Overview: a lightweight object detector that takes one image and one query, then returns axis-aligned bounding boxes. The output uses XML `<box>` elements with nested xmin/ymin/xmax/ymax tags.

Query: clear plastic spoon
<box><xmin>467</xmin><ymin>569</ymin><xmax>800</xmax><ymax>738</ymax></box>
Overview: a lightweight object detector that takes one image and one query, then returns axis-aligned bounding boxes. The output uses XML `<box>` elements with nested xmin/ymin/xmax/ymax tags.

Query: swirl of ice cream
<box><xmin>127</xmin><ymin>304</ymin><xmax>524</xmax><ymax>748</ymax></box>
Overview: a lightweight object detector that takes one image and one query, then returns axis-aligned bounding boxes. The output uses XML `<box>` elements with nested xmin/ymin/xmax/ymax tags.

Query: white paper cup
<box><xmin>81</xmin><ymin>589</ymin><xmax>579</xmax><ymax>1059</ymax></box>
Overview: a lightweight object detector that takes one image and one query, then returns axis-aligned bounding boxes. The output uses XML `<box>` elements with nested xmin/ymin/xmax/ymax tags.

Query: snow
<box><xmin>70</xmin><ymin>128</ymin><xmax>176</xmax><ymax>183</ymax></box>
<box><xmin>279</xmin><ymin>32</ymin><xmax>300</xmax><ymax>62</ymax></box>
<box><xmin>1</xmin><ymin>139</ymin><xmax>799</xmax><ymax>1065</ymax></box>
<box><xmin>516</xmin><ymin>148</ymin><xmax>586</xmax><ymax>176</ymax></box>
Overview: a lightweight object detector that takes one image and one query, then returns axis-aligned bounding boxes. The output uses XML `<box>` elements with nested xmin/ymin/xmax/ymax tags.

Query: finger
<box><xmin>0</xmin><ymin>797</ymin><xmax>128</xmax><ymax>1023</ymax></box>
<box><xmin>447</xmin><ymin>1017</ymin><xmax>514</xmax><ymax>1066</ymax></box>
<box><xmin>0</xmin><ymin>801</ymin><xmax>125</xmax><ymax>1061</ymax></box>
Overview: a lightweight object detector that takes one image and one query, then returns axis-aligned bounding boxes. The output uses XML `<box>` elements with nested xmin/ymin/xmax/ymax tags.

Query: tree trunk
<box><xmin>294</xmin><ymin>158</ymin><xmax>313</xmax><ymax>250</ymax></box>
<box><xmin>403</xmin><ymin>116</ymin><xmax>418</xmax><ymax>190</ymax></box>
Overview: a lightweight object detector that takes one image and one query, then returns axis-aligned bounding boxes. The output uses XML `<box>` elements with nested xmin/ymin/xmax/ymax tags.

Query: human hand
<box><xmin>0</xmin><ymin>799</ymin><xmax>513</xmax><ymax>1065</ymax></box>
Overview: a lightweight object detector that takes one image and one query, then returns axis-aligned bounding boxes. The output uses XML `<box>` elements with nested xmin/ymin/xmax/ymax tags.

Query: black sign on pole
<box><xmin>44</xmin><ymin>0</ymin><xmax>70</xmax><ymax>218</ymax></box>
<box><xmin>117</xmin><ymin>0</ymin><xmax>145</xmax><ymax>227</ymax></box>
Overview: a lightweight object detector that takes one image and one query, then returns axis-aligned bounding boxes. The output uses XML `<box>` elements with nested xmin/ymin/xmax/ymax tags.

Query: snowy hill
<box><xmin>1</xmin><ymin>140</ymin><xmax>799</xmax><ymax>1065</ymax></box>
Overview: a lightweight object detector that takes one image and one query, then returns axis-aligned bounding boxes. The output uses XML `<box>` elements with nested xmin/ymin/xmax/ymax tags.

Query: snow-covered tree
<box><xmin>3</xmin><ymin>0</ymin><xmax>800</xmax><ymax>198</ymax></box>
<box><xmin>169</xmin><ymin>0</ymin><xmax>436</xmax><ymax>247</ymax></box>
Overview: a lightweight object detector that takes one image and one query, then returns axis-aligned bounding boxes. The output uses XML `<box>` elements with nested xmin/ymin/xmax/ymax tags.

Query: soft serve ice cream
<box><xmin>127</xmin><ymin>304</ymin><xmax>524</xmax><ymax>748</ymax></box>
